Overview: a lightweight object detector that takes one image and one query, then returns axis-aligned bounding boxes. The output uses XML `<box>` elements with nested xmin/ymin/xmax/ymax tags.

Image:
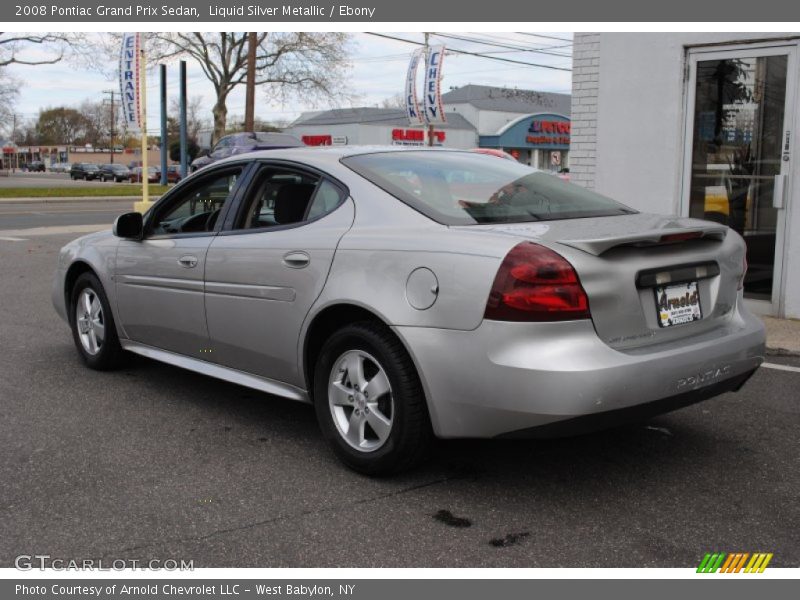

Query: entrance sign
<box><xmin>119</xmin><ymin>32</ymin><xmax>141</xmax><ymax>134</ymax></box>
<box><xmin>423</xmin><ymin>45</ymin><xmax>447</xmax><ymax>125</ymax></box>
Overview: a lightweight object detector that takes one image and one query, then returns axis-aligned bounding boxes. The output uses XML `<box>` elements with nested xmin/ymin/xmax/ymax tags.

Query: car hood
<box><xmin>453</xmin><ymin>213</ymin><xmax>728</xmax><ymax>256</ymax></box>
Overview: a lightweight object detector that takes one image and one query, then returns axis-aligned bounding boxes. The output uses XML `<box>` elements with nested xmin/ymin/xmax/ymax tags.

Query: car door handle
<box><xmin>282</xmin><ymin>251</ymin><xmax>310</xmax><ymax>269</ymax></box>
<box><xmin>178</xmin><ymin>255</ymin><xmax>198</xmax><ymax>268</ymax></box>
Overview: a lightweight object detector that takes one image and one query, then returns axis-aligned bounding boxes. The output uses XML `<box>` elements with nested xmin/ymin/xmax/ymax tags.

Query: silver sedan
<box><xmin>52</xmin><ymin>147</ymin><xmax>765</xmax><ymax>474</ymax></box>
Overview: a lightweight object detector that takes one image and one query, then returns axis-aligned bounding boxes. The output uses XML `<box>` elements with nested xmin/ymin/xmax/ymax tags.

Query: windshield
<box><xmin>342</xmin><ymin>151</ymin><xmax>635</xmax><ymax>225</ymax></box>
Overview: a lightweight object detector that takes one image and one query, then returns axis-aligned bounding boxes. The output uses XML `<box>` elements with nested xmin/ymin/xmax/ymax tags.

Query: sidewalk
<box><xmin>762</xmin><ymin>316</ymin><xmax>800</xmax><ymax>356</ymax></box>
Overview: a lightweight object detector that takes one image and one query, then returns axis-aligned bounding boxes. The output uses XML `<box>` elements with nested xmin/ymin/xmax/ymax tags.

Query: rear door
<box><xmin>204</xmin><ymin>162</ymin><xmax>354</xmax><ymax>386</ymax></box>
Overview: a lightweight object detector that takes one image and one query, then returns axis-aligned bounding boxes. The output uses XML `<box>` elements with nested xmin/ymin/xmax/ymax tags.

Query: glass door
<box><xmin>683</xmin><ymin>44</ymin><xmax>796</xmax><ymax>314</ymax></box>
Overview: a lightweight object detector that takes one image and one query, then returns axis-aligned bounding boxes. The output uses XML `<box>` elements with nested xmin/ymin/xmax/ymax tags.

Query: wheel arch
<box><xmin>301</xmin><ymin>303</ymin><xmax>415</xmax><ymax>401</ymax></box>
<box><xmin>64</xmin><ymin>260</ymin><xmax>98</xmax><ymax>312</ymax></box>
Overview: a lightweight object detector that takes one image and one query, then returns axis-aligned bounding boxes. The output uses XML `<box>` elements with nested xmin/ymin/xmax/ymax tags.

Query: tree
<box><xmin>169</xmin><ymin>94</ymin><xmax>208</xmax><ymax>140</ymax></box>
<box><xmin>35</xmin><ymin>107</ymin><xmax>91</xmax><ymax>145</ymax></box>
<box><xmin>145</xmin><ymin>32</ymin><xmax>351</xmax><ymax>142</ymax></box>
<box><xmin>169</xmin><ymin>138</ymin><xmax>200</xmax><ymax>163</ymax></box>
<box><xmin>0</xmin><ymin>33</ymin><xmax>86</xmax><ymax>138</ymax></box>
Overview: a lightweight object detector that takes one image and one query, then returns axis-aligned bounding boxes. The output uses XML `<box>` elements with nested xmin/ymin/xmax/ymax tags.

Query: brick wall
<box><xmin>569</xmin><ymin>33</ymin><xmax>600</xmax><ymax>189</ymax></box>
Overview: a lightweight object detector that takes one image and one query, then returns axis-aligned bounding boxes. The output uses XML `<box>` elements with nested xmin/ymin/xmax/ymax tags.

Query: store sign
<box><xmin>405</xmin><ymin>48</ymin><xmax>424</xmax><ymax>125</ymax></box>
<box><xmin>527</xmin><ymin>119</ymin><xmax>570</xmax><ymax>146</ymax></box>
<box><xmin>119</xmin><ymin>32</ymin><xmax>141</xmax><ymax>134</ymax></box>
<box><xmin>302</xmin><ymin>135</ymin><xmax>333</xmax><ymax>146</ymax></box>
<box><xmin>423</xmin><ymin>45</ymin><xmax>447</xmax><ymax>125</ymax></box>
<box><xmin>391</xmin><ymin>128</ymin><xmax>446</xmax><ymax>145</ymax></box>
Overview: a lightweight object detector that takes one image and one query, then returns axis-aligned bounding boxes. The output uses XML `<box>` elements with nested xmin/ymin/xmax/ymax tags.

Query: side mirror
<box><xmin>200</xmin><ymin>148</ymin><xmax>211</xmax><ymax>157</ymax></box>
<box><xmin>113</xmin><ymin>212</ymin><xmax>144</xmax><ymax>240</ymax></box>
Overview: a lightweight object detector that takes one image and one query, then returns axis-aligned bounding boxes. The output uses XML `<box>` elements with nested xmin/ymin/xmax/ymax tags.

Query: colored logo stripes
<box><xmin>697</xmin><ymin>552</ymin><xmax>773</xmax><ymax>573</ymax></box>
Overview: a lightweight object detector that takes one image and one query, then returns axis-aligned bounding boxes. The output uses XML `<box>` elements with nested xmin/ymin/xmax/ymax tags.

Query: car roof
<box><xmin>210</xmin><ymin>145</ymin><xmax>477</xmax><ymax>169</ymax></box>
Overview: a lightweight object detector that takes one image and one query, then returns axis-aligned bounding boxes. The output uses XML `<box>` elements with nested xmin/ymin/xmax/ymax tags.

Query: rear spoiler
<box><xmin>558</xmin><ymin>225</ymin><xmax>728</xmax><ymax>256</ymax></box>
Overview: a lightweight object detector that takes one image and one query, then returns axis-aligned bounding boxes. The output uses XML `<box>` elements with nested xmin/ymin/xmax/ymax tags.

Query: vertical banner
<box><xmin>405</xmin><ymin>48</ymin><xmax>424</xmax><ymax>125</ymax></box>
<box><xmin>119</xmin><ymin>32</ymin><xmax>141</xmax><ymax>135</ymax></box>
<box><xmin>423</xmin><ymin>44</ymin><xmax>446</xmax><ymax>125</ymax></box>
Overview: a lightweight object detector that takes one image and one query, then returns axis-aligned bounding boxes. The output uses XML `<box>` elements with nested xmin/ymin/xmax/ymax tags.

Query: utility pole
<box><xmin>11</xmin><ymin>112</ymin><xmax>18</xmax><ymax>172</ymax></box>
<box><xmin>244</xmin><ymin>32</ymin><xmax>257</xmax><ymax>132</ymax></box>
<box><xmin>424</xmin><ymin>32</ymin><xmax>434</xmax><ymax>147</ymax></box>
<box><xmin>103</xmin><ymin>90</ymin><xmax>117</xmax><ymax>163</ymax></box>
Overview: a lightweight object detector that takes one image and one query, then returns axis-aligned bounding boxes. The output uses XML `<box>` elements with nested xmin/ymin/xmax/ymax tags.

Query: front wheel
<box><xmin>314</xmin><ymin>322</ymin><xmax>432</xmax><ymax>475</ymax></box>
<box><xmin>69</xmin><ymin>272</ymin><xmax>125</xmax><ymax>370</ymax></box>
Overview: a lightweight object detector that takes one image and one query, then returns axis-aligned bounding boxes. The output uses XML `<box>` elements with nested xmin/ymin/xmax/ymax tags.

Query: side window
<box><xmin>306</xmin><ymin>180</ymin><xmax>345</xmax><ymax>220</ymax></box>
<box><xmin>148</xmin><ymin>169</ymin><xmax>241</xmax><ymax>236</ymax></box>
<box><xmin>237</xmin><ymin>168</ymin><xmax>323</xmax><ymax>230</ymax></box>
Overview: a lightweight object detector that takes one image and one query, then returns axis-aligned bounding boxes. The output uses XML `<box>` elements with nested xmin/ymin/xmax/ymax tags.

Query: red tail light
<box><xmin>485</xmin><ymin>242</ymin><xmax>590</xmax><ymax>321</ymax></box>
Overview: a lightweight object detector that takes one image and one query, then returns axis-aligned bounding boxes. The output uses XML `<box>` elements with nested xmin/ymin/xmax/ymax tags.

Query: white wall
<box><xmin>575</xmin><ymin>32</ymin><xmax>800</xmax><ymax>318</ymax></box>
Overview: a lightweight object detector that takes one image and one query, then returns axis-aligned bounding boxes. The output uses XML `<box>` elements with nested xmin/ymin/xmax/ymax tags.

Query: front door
<box><xmin>115</xmin><ymin>165</ymin><xmax>245</xmax><ymax>356</ymax></box>
<box><xmin>683</xmin><ymin>43</ymin><xmax>796</xmax><ymax>315</ymax></box>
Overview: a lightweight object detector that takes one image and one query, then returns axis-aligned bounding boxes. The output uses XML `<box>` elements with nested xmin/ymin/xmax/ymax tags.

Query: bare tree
<box><xmin>0</xmin><ymin>32</ymin><xmax>85</xmax><ymax>67</ymax></box>
<box><xmin>146</xmin><ymin>32</ymin><xmax>352</xmax><ymax>142</ymax></box>
<box><xmin>169</xmin><ymin>94</ymin><xmax>209</xmax><ymax>140</ymax></box>
<box><xmin>378</xmin><ymin>93</ymin><xmax>405</xmax><ymax>109</ymax></box>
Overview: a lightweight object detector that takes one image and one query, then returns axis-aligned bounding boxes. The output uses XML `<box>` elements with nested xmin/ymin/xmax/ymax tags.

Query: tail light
<box><xmin>738</xmin><ymin>252</ymin><xmax>748</xmax><ymax>290</ymax></box>
<box><xmin>484</xmin><ymin>242</ymin><xmax>590</xmax><ymax>321</ymax></box>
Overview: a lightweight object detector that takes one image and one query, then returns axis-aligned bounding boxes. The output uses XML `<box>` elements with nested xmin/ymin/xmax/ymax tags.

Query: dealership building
<box><xmin>287</xmin><ymin>84</ymin><xmax>571</xmax><ymax>171</ymax></box>
<box><xmin>570</xmin><ymin>33</ymin><xmax>800</xmax><ymax>319</ymax></box>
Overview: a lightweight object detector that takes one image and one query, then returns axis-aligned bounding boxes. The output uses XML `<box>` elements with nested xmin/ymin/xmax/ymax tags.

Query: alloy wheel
<box><xmin>75</xmin><ymin>288</ymin><xmax>105</xmax><ymax>355</ymax></box>
<box><xmin>328</xmin><ymin>350</ymin><xmax>394</xmax><ymax>452</ymax></box>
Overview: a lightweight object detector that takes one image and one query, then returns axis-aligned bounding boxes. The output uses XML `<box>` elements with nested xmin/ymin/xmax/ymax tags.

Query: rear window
<box><xmin>342</xmin><ymin>151</ymin><xmax>635</xmax><ymax>225</ymax></box>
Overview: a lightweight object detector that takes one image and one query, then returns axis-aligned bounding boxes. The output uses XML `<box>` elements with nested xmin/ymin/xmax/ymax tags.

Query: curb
<box><xmin>766</xmin><ymin>347</ymin><xmax>800</xmax><ymax>358</ymax></box>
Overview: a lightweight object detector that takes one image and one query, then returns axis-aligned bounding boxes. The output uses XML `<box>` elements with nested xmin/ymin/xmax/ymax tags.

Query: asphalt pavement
<box><xmin>0</xmin><ymin>210</ymin><xmax>798</xmax><ymax>568</ymax></box>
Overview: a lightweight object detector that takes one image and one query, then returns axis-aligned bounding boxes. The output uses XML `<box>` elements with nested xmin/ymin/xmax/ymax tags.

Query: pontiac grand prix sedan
<box><xmin>53</xmin><ymin>147</ymin><xmax>765</xmax><ymax>474</ymax></box>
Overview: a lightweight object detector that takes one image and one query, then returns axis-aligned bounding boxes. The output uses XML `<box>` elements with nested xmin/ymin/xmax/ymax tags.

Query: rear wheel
<box><xmin>69</xmin><ymin>272</ymin><xmax>125</xmax><ymax>370</ymax></box>
<box><xmin>314</xmin><ymin>322</ymin><xmax>432</xmax><ymax>475</ymax></box>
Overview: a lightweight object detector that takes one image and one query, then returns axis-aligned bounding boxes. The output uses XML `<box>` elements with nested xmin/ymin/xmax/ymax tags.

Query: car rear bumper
<box><xmin>394</xmin><ymin>303</ymin><xmax>765</xmax><ymax>438</ymax></box>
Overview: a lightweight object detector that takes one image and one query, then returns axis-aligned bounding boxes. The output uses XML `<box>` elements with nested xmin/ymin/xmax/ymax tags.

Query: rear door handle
<box><xmin>773</xmin><ymin>174</ymin><xmax>786</xmax><ymax>209</ymax></box>
<box><xmin>178</xmin><ymin>255</ymin><xmax>198</xmax><ymax>268</ymax></box>
<box><xmin>282</xmin><ymin>251</ymin><xmax>310</xmax><ymax>268</ymax></box>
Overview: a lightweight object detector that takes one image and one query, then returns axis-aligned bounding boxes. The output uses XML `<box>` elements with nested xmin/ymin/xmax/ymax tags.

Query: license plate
<box><xmin>654</xmin><ymin>281</ymin><xmax>702</xmax><ymax>328</ymax></box>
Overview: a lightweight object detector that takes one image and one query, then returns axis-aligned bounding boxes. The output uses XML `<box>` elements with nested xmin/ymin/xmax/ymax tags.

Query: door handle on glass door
<box><xmin>773</xmin><ymin>174</ymin><xmax>786</xmax><ymax>209</ymax></box>
<box><xmin>282</xmin><ymin>251</ymin><xmax>310</xmax><ymax>268</ymax></box>
<box><xmin>178</xmin><ymin>255</ymin><xmax>198</xmax><ymax>268</ymax></box>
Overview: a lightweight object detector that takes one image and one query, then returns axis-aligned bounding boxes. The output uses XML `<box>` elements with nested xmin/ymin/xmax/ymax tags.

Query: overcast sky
<box><xmin>5</xmin><ymin>32</ymin><xmax>572</xmax><ymax>134</ymax></box>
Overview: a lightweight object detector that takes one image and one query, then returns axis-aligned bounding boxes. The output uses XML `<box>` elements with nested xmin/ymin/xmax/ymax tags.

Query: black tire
<box><xmin>313</xmin><ymin>321</ymin><xmax>432</xmax><ymax>475</ymax></box>
<box><xmin>68</xmin><ymin>272</ymin><xmax>125</xmax><ymax>370</ymax></box>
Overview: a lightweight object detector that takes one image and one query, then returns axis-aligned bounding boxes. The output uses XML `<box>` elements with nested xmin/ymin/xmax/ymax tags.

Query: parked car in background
<box><xmin>70</xmin><ymin>163</ymin><xmax>101</xmax><ymax>180</ymax></box>
<box><xmin>191</xmin><ymin>131</ymin><xmax>305</xmax><ymax>172</ymax></box>
<box><xmin>165</xmin><ymin>165</ymin><xmax>182</xmax><ymax>183</ymax></box>
<box><xmin>130</xmin><ymin>166</ymin><xmax>159</xmax><ymax>183</ymax></box>
<box><xmin>52</xmin><ymin>147</ymin><xmax>765</xmax><ymax>475</ymax></box>
<box><xmin>25</xmin><ymin>160</ymin><xmax>46</xmax><ymax>172</ymax></box>
<box><xmin>51</xmin><ymin>162</ymin><xmax>71</xmax><ymax>173</ymax></box>
<box><xmin>99</xmin><ymin>164</ymin><xmax>132</xmax><ymax>182</ymax></box>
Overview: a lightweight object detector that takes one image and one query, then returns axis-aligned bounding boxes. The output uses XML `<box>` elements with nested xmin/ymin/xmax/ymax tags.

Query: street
<box><xmin>0</xmin><ymin>205</ymin><xmax>798</xmax><ymax>568</ymax></box>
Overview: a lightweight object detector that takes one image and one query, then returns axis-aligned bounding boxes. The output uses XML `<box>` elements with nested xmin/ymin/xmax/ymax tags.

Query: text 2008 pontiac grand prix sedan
<box><xmin>53</xmin><ymin>147</ymin><xmax>765</xmax><ymax>474</ymax></box>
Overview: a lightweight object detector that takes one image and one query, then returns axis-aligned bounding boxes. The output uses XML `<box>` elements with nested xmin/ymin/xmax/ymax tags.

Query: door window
<box><xmin>148</xmin><ymin>168</ymin><xmax>242</xmax><ymax>236</ymax></box>
<box><xmin>236</xmin><ymin>167</ymin><xmax>344</xmax><ymax>230</ymax></box>
<box><xmin>687</xmin><ymin>54</ymin><xmax>789</xmax><ymax>300</ymax></box>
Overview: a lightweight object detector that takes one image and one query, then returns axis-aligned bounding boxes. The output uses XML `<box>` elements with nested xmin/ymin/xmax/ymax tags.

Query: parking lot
<box><xmin>0</xmin><ymin>202</ymin><xmax>798</xmax><ymax>568</ymax></box>
<box><xmin>0</xmin><ymin>172</ymin><xmax>129</xmax><ymax>189</ymax></box>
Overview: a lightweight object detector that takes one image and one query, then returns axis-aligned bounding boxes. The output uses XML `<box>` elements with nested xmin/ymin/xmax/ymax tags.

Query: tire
<box><xmin>313</xmin><ymin>321</ymin><xmax>432</xmax><ymax>475</ymax></box>
<box><xmin>68</xmin><ymin>272</ymin><xmax>125</xmax><ymax>370</ymax></box>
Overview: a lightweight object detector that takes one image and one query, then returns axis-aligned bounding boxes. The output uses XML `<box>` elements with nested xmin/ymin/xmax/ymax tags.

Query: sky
<box><xmin>4</xmin><ymin>32</ymin><xmax>573</xmax><ymax>136</ymax></box>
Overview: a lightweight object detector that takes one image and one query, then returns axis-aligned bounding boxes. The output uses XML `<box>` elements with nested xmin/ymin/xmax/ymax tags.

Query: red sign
<box><xmin>301</xmin><ymin>135</ymin><xmax>333</xmax><ymax>146</ymax></box>
<box><xmin>391</xmin><ymin>128</ymin><xmax>445</xmax><ymax>143</ymax></box>
<box><xmin>526</xmin><ymin>119</ymin><xmax>570</xmax><ymax>147</ymax></box>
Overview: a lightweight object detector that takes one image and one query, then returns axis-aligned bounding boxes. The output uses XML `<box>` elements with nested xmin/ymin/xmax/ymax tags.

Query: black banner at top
<box><xmin>4</xmin><ymin>0</ymin><xmax>800</xmax><ymax>22</ymax></box>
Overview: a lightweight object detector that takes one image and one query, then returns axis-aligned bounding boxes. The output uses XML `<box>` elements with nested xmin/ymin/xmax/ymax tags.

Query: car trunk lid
<box><xmin>454</xmin><ymin>214</ymin><xmax>745</xmax><ymax>350</ymax></box>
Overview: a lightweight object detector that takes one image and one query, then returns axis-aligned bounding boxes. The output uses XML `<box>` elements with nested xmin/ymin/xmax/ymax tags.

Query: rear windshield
<box><xmin>342</xmin><ymin>151</ymin><xmax>635</xmax><ymax>225</ymax></box>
